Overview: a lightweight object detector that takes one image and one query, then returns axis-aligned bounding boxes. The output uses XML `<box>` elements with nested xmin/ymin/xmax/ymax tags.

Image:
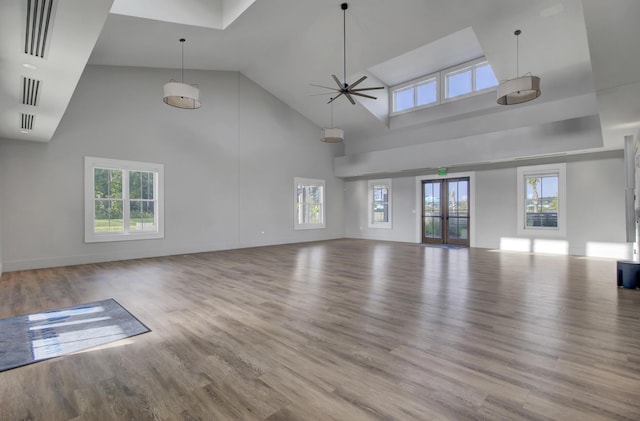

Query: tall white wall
<box><xmin>0</xmin><ymin>65</ymin><xmax>344</xmax><ymax>271</ymax></box>
<box><xmin>344</xmin><ymin>154</ymin><xmax>631</xmax><ymax>258</ymax></box>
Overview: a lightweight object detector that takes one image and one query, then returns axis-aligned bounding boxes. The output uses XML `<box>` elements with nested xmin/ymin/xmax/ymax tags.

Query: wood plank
<box><xmin>0</xmin><ymin>239</ymin><xmax>639</xmax><ymax>420</ymax></box>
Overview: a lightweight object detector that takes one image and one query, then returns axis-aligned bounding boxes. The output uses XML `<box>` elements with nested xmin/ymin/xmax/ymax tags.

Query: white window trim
<box><xmin>390</xmin><ymin>57</ymin><xmax>497</xmax><ymax>116</ymax></box>
<box><xmin>442</xmin><ymin>58</ymin><xmax>498</xmax><ymax>103</ymax></box>
<box><xmin>84</xmin><ymin>156</ymin><xmax>165</xmax><ymax>243</ymax></box>
<box><xmin>294</xmin><ymin>177</ymin><xmax>326</xmax><ymax>230</ymax></box>
<box><xmin>390</xmin><ymin>73</ymin><xmax>440</xmax><ymax>116</ymax></box>
<box><xmin>368</xmin><ymin>179</ymin><xmax>392</xmax><ymax>229</ymax></box>
<box><xmin>516</xmin><ymin>163</ymin><xmax>566</xmax><ymax>238</ymax></box>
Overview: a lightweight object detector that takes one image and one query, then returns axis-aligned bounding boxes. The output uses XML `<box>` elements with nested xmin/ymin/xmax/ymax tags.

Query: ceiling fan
<box><xmin>311</xmin><ymin>2</ymin><xmax>384</xmax><ymax>105</ymax></box>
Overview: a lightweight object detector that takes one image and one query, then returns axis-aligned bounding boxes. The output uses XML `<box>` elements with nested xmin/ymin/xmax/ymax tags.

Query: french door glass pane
<box><xmin>424</xmin><ymin>216</ymin><xmax>441</xmax><ymax>238</ymax></box>
<box><xmin>424</xmin><ymin>183</ymin><xmax>441</xmax><ymax>216</ymax></box>
<box><xmin>448</xmin><ymin>180</ymin><xmax>469</xmax><ymax>217</ymax></box>
<box><xmin>448</xmin><ymin>218</ymin><xmax>459</xmax><ymax>239</ymax></box>
<box><xmin>448</xmin><ymin>217</ymin><xmax>469</xmax><ymax>240</ymax></box>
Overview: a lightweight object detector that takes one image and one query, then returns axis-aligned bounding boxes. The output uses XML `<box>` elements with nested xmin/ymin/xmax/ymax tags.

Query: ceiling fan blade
<box><xmin>328</xmin><ymin>92</ymin><xmax>345</xmax><ymax>104</ymax></box>
<box><xmin>332</xmin><ymin>74</ymin><xmax>343</xmax><ymax>89</ymax></box>
<box><xmin>348</xmin><ymin>76</ymin><xmax>367</xmax><ymax>89</ymax></box>
<box><xmin>345</xmin><ymin>92</ymin><xmax>356</xmax><ymax>105</ymax></box>
<box><xmin>310</xmin><ymin>83</ymin><xmax>341</xmax><ymax>91</ymax></box>
<box><xmin>310</xmin><ymin>92</ymin><xmax>338</xmax><ymax>96</ymax></box>
<box><xmin>351</xmin><ymin>86</ymin><xmax>385</xmax><ymax>92</ymax></box>
<box><xmin>350</xmin><ymin>92</ymin><xmax>378</xmax><ymax>100</ymax></box>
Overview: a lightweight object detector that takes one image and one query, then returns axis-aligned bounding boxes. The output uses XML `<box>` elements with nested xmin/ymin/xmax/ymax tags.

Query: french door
<box><xmin>422</xmin><ymin>177</ymin><xmax>470</xmax><ymax>246</ymax></box>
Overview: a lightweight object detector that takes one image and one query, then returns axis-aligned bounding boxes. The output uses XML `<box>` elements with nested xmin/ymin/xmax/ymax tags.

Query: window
<box><xmin>294</xmin><ymin>177</ymin><xmax>325</xmax><ymax>230</ymax></box>
<box><xmin>516</xmin><ymin>163</ymin><xmax>566</xmax><ymax>237</ymax></box>
<box><xmin>368</xmin><ymin>179</ymin><xmax>392</xmax><ymax>229</ymax></box>
<box><xmin>446</xmin><ymin>67</ymin><xmax>473</xmax><ymax>98</ymax></box>
<box><xmin>84</xmin><ymin>157</ymin><xmax>164</xmax><ymax>243</ymax></box>
<box><xmin>392</xmin><ymin>77</ymin><xmax>438</xmax><ymax>112</ymax></box>
<box><xmin>416</xmin><ymin>80</ymin><xmax>437</xmax><ymax>106</ymax></box>
<box><xmin>390</xmin><ymin>58</ymin><xmax>498</xmax><ymax>115</ymax></box>
<box><xmin>444</xmin><ymin>60</ymin><xmax>498</xmax><ymax>100</ymax></box>
<box><xmin>475</xmin><ymin>62</ymin><xmax>499</xmax><ymax>91</ymax></box>
<box><xmin>392</xmin><ymin>76</ymin><xmax>439</xmax><ymax>114</ymax></box>
<box><xmin>394</xmin><ymin>86</ymin><xmax>415</xmax><ymax>112</ymax></box>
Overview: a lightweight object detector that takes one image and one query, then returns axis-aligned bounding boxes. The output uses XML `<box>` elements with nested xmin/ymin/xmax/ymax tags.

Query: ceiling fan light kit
<box><xmin>497</xmin><ymin>29</ymin><xmax>541</xmax><ymax>105</ymax></box>
<box><xmin>163</xmin><ymin>38</ymin><xmax>201</xmax><ymax>109</ymax></box>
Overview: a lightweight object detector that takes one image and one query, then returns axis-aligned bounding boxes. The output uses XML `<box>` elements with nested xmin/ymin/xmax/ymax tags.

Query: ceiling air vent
<box><xmin>21</xmin><ymin>113</ymin><xmax>35</xmax><ymax>131</ymax></box>
<box><xmin>21</xmin><ymin>77</ymin><xmax>41</xmax><ymax>106</ymax></box>
<box><xmin>24</xmin><ymin>0</ymin><xmax>57</xmax><ymax>58</ymax></box>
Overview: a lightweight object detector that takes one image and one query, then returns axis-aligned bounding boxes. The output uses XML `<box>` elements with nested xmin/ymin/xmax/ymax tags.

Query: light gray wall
<box><xmin>474</xmin><ymin>168</ymin><xmax>518</xmax><ymax>248</ymax></box>
<box><xmin>344</xmin><ymin>176</ymin><xmax>415</xmax><ymax>241</ymax></box>
<box><xmin>0</xmin><ymin>65</ymin><xmax>344</xmax><ymax>271</ymax></box>
<box><xmin>344</xmin><ymin>155</ymin><xmax>631</xmax><ymax>258</ymax></box>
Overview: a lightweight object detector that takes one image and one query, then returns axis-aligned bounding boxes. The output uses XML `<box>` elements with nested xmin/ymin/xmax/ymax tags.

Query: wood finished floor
<box><xmin>1</xmin><ymin>239</ymin><xmax>640</xmax><ymax>420</ymax></box>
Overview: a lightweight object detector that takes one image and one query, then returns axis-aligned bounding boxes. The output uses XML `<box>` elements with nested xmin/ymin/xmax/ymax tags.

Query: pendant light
<box><xmin>497</xmin><ymin>29</ymin><xmax>541</xmax><ymax>105</ymax></box>
<box><xmin>163</xmin><ymin>38</ymin><xmax>201</xmax><ymax>109</ymax></box>
<box><xmin>321</xmin><ymin>98</ymin><xmax>344</xmax><ymax>143</ymax></box>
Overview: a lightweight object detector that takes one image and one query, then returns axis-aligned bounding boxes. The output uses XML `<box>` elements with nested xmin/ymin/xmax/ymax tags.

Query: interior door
<box><xmin>422</xmin><ymin>177</ymin><xmax>470</xmax><ymax>246</ymax></box>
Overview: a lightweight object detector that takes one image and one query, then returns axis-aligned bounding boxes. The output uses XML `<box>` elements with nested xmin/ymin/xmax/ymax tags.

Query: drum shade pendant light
<box><xmin>321</xmin><ymin>98</ymin><xmax>344</xmax><ymax>143</ymax></box>
<box><xmin>163</xmin><ymin>38</ymin><xmax>201</xmax><ymax>109</ymax></box>
<box><xmin>497</xmin><ymin>30</ymin><xmax>541</xmax><ymax>105</ymax></box>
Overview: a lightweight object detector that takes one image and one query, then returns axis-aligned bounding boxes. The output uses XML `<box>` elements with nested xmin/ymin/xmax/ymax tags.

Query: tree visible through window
<box><xmin>129</xmin><ymin>171</ymin><xmax>156</xmax><ymax>231</ymax></box>
<box><xmin>525</xmin><ymin>175</ymin><xmax>558</xmax><ymax>228</ymax></box>
<box><xmin>94</xmin><ymin>168</ymin><xmax>123</xmax><ymax>232</ymax></box>
<box><xmin>294</xmin><ymin>178</ymin><xmax>325</xmax><ymax>229</ymax></box>
<box><xmin>516</xmin><ymin>163</ymin><xmax>565</xmax><ymax>237</ymax></box>
<box><xmin>85</xmin><ymin>157</ymin><xmax>164</xmax><ymax>242</ymax></box>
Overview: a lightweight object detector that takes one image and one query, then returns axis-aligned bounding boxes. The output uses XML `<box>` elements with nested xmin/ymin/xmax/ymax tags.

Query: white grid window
<box><xmin>84</xmin><ymin>156</ymin><xmax>164</xmax><ymax>243</ymax></box>
<box><xmin>390</xmin><ymin>57</ymin><xmax>498</xmax><ymax>115</ymax></box>
<box><xmin>294</xmin><ymin>177</ymin><xmax>325</xmax><ymax>230</ymax></box>
<box><xmin>516</xmin><ymin>163</ymin><xmax>566</xmax><ymax>237</ymax></box>
<box><xmin>368</xmin><ymin>179</ymin><xmax>392</xmax><ymax>229</ymax></box>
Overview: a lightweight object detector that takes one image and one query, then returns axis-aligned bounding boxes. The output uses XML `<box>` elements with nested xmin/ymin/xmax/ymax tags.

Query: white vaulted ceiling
<box><xmin>1</xmin><ymin>0</ymin><xmax>639</xmax><ymax>164</ymax></box>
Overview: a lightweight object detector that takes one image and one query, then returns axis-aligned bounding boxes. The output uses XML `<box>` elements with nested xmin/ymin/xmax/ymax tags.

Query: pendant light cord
<box><xmin>516</xmin><ymin>33</ymin><xmax>519</xmax><ymax>77</ymax></box>
<box><xmin>181</xmin><ymin>40</ymin><xmax>184</xmax><ymax>83</ymax></box>
<box><xmin>330</xmin><ymin>99</ymin><xmax>334</xmax><ymax>128</ymax></box>
<box><xmin>343</xmin><ymin>6</ymin><xmax>347</xmax><ymax>87</ymax></box>
<box><xmin>514</xmin><ymin>29</ymin><xmax>521</xmax><ymax>78</ymax></box>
